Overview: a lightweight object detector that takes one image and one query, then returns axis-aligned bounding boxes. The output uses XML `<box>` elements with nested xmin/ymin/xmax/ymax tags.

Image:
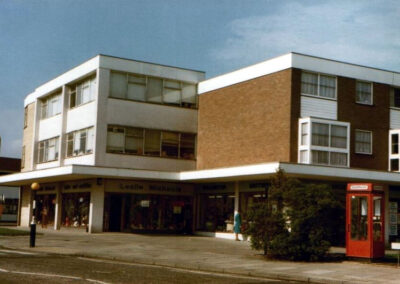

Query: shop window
<box><xmin>301</xmin><ymin>71</ymin><xmax>336</xmax><ymax>99</ymax></box>
<box><xmin>199</xmin><ymin>193</ymin><xmax>234</xmax><ymax>232</ymax></box>
<box><xmin>40</xmin><ymin>92</ymin><xmax>62</xmax><ymax>119</ymax></box>
<box><xmin>62</xmin><ymin>192</ymin><xmax>90</xmax><ymax>228</ymax></box>
<box><xmin>109</xmin><ymin>71</ymin><xmax>197</xmax><ymax>108</ymax></box>
<box><xmin>70</xmin><ymin>76</ymin><xmax>96</xmax><ymax>108</ymax></box>
<box><xmin>356</xmin><ymin>81</ymin><xmax>373</xmax><ymax>105</ymax></box>
<box><xmin>355</xmin><ymin>130</ymin><xmax>372</xmax><ymax>154</ymax></box>
<box><xmin>66</xmin><ymin>127</ymin><xmax>94</xmax><ymax>157</ymax></box>
<box><xmin>390</xmin><ymin>88</ymin><xmax>400</xmax><ymax>108</ymax></box>
<box><xmin>38</xmin><ymin>137</ymin><xmax>59</xmax><ymax>163</ymax></box>
<box><xmin>34</xmin><ymin>194</ymin><xmax>56</xmax><ymax>228</ymax></box>
<box><xmin>298</xmin><ymin>118</ymin><xmax>349</xmax><ymax>167</ymax></box>
<box><xmin>161</xmin><ymin>131</ymin><xmax>179</xmax><ymax>158</ymax></box>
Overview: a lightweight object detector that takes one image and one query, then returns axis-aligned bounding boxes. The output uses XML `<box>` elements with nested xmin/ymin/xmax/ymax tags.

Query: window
<box><xmin>38</xmin><ymin>137</ymin><xmax>59</xmax><ymax>163</ymax></box>
<box><xmin>66</xmin><ymin>127</ymin><xmax>94</xmax><ymax>157</ymax></box>
<box><xmin>389</xmin><ymin>130</ymin><xmax>400</xmax><ymax>171</ymax></box>
<box><xmin>298</xmin><ymin>118</ymin><xmax>349</xmax><ymax>167</ymax></box>
<box><xmin>356</xmin><ymin>81</ymin><xmax>372</xmax><ymax>105</ymax></box>
<box><xmin>161</xmin><ymin>131</ymin><xmax>179</xmax><ymax>158</ymax></box>
<box><xmin>41</xmin><ymin>93</ymin><xmax>62</xmax><ymax>119</ymax></box>
<box><xmin>70</xmin><ymin>76</ymin><xmax>96</xmax><ymax>108</ymax></box>
<box><xmin>390</xmin><ymin>88</ymin><xmax>400</xmax><ymax>108</ymax></box>
<box><xmin>301</xmin><ymin>72</ymin><xmax>336</xmax><ymax>99</ymax></box>
<box><xmin>21</xmin><ymin>146</ymin><xmax>25</xmax><ymax>169</ymax></box>
<box><xmin>106</xmin><ymin>125</ymin><xmax>196</xmax><ymax>160</ymax></box>
<box><xmin>355</xmin><ymin>130</ymin><xmax>372</xmax><ymax>154</ymax></box>
<box><xmin>24</xmin><ymin>107</ymin><xmax>28</xmax><ymax>128</ymax></box>
<box><xmin>109</xmin><ymin>71</ymin><xmax>197</xmax><ymax>108</ymax></box>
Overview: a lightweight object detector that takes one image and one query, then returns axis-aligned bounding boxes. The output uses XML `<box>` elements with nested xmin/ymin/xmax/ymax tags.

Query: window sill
<box><xmin>355</xmin><ymin>152</ymin><xmax>373</xmax><ymax>155</ymax></box>
<box><xmin>301</xmin><ymin>93</ymin><xmax>337</xmax><ymax>101</ymax></box>
<box><xmin>355</xmin><ymin>102</ymin><xmax>374</xmax><ymax>106</ymax></box>
<box><xmin>106</xmin><ymin>151</ymin><xmax>196</xmax><ymax>161</ymax></box>
<box><xmin>65</xmin><ymin>152</ymin><xmax>93</xmax><ymax>159</ymax></box>
<box><xmin>69</xmin><ymin>100</ymin><xmax>95</xmax><ymax>110</ymax></box>
<box><xmin>108</xmin><ymin>96</ymin><xmax>198</xmax><ymax>110</ymax></box>
<box><xmin>37</xmin><ymin>159</ymin><xmax>59</xmax><ymax>164</ymax></box>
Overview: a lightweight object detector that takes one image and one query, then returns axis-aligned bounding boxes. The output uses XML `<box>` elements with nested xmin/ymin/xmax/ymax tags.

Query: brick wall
<box><xmin>21</xmin><ymin>103</ymin><xmax>35</xmax><ymax>172</ymax></box>
<box><xmin>337</xmin><ymin>77</ymin><xmax>390</xmax><ymax>170</ymax></box>
<box><xmin>197</xmin><ymin>69</ymin><xmax>294</xmax><ymax>169</ymax></box>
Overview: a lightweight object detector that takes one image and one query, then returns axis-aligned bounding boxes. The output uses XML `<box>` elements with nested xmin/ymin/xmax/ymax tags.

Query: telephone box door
<box><xmin>346</xmin><ymin>183</ymin><xmax>385</xmax><ymax>259</ymax></box>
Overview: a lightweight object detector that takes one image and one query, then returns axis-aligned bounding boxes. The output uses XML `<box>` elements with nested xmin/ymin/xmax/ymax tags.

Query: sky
<box><xmin>0</xmin><ymin>0</ymin><xmax>399</xmax><ymax>158</ymax></box>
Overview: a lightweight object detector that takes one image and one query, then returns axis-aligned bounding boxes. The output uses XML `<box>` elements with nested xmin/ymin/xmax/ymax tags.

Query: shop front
<box><xmin>103</xmin><ymin>180</ymin><xmax>194</xmax><ymax>233</ymax></box>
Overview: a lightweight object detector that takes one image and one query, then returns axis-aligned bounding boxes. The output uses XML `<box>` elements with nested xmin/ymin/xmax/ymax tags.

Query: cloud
<box><xmin>210</xmin><ymin>1</ymin><xmax>400</xmax><ymax>73</ymax></box>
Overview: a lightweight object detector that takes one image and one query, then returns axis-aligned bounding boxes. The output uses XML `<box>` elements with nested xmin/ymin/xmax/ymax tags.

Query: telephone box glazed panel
<box><xmin>346</xmin><ymin>183</ymin><xmax>385</xmax><ymax>258</ymax></box>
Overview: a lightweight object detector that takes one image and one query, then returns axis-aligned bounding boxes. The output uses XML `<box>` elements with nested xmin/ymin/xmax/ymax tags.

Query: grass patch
<box><xmin>0</xmin><ymin>228</ymin><xmax>30</xmax><ymax>236</ymax></box>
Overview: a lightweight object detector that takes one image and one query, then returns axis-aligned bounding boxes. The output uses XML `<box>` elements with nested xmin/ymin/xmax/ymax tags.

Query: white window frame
<box><xmin>298</xmin><ymin>117</ymin><xmax>350</xmax><ymax>167</ymax></box>
<box><xmin>354</xmin><ymin>129</ymin><xmax>372</xmax><ymax>155</ymax></box>
<box><xmin>69</xmin><ymin>76</ymin><xmax>96</xmax><ymax>109</ymax></box>
<box><xmin>389</xmin><ymin>129</ymin><xmax>400</xmax><ymax>171</ymax></box>
<box><xmin>301</xmin><ymin>71</ymin><xmax>337</xmax><ymax>100</ymax></box>
<box><xmin>37</xmin><ymin>136</ymin><xmax>59</xmax><ymax>163</ymax></box>
<box><xmin>355</xmin><ymin>80</ymin><xmax>373</xmax><ymax>105</ymax></box>
<box><xmin>40</xmin><ymin>92</ymin><xmax>62</xmax><ymax>119</ymax></box>
<box><xmin>65</xmin><ymin>127</ymin><xmax>94</xmax><ymax>158</ymax></box>
<box><xmin>109</xmin><ymin>71</ymin><xmax>197</xmax><ymax>109</ymax></box>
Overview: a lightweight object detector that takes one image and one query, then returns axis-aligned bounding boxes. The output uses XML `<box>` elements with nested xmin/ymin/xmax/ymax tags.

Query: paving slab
<box><xmin>1</xmin><ymin>226</ymin><xmax>400</xmax><ymax>283</ymax></box>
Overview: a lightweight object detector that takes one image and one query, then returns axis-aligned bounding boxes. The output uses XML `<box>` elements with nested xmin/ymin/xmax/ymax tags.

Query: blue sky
<box><xmin>0</xmin><ymin>0</ymin><xmax>399</xmax><ymax>157</ymax></box>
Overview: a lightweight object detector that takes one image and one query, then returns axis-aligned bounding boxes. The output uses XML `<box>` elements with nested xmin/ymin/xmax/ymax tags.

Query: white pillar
<box><xmin>53</xmin><ymin>184</ymin><xmax>62</xmax><ymax>230</ymax></box>
<box><xmin>19</xmin><ymin>186</ymin><xmax>32</xmax><ymax>227</ymax></box>
<box><xmin>234</xmin><ymin>181</ymin><xmax>239</xmax><ymax>214</ymax></box>
<box><xmin>89</xmin><ymin>180</ymin><xmax>105</xmax><ymax>233</ymax></box>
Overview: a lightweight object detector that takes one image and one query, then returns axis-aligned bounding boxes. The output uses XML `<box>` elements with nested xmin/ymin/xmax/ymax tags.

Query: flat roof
<box><xmin>198</xmin><ymin>52</ymin><xmax>400</xmax><ymax>94</ymax></box>
<box><xmin>1</xmin><ymin>163</ymin><xmax>400</xmax><ymax>186</ymax></box>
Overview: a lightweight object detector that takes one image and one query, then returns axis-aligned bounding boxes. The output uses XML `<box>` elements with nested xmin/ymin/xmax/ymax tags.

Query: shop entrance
<box><xmin>108</xmin><ymin>194</ymin><xmax>123</xmax><ymax>232</ymax></box>
<box><xmin>34</xmin><ymin>194</ymin><xmax>56</xmax><ymax>228</ymax></box>
<box><xmin>104</xmin><ymin>193</ymin><xmax>193</xmax><ymax>233</ymax></box>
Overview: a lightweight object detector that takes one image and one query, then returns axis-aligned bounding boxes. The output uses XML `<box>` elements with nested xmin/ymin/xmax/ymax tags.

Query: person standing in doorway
<box><xmin>234</xmin><ymin>211</ymin><xmax>241</xmax><ymax>241</ymax></box>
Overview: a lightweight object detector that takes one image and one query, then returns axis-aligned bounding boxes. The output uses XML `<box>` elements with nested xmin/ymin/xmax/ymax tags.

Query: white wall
<box><xmin>89</xmin><ymin>183</ymin><xmax>104</xmax><ymax>233</ymax></box>
<box><xmin>38</xmin><ymin>115</ymin><xmax>62</xmax><ymax>141</ymax></box>
<box><xmin>104</xmin><ymin>154</ymin><xmax>196</xmax><ymax>171</ymax></box>
<box><xmin>63</xmin><ymin>155</ymin><xmax>95</xmax><ymax>166</ymax></box>
<box><xmin>390</xmin><ymin>109</ymin><xmax>400</xmax><ymax>129</ymax></box>
<box><xmin>300</xmin><ymin>96</ymin><xmax>337</xmax><ymax>120</ymax></box>
<box><xmin>66</xmin><ymin>102</ymin><xmax>97</xmax><ymax>133</ymax></box>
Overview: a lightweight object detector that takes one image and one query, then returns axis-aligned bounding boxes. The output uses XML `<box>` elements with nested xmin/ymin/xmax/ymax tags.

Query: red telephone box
<box><xmin>346</xmin><ymin>183</ymin><xmax>385</xmax><ymax>258</ymax></box>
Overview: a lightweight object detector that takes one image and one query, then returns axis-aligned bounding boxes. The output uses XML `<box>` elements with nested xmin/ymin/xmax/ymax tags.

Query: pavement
<box><xmin>1</xmin><ymin>227</ymin><xmax>400</xmax><ymax>284</ymax></box>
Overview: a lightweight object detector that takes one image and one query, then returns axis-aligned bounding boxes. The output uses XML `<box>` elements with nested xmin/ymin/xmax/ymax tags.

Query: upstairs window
<box><xmin>70</xmin><ymin>76</ymin><xmax>96</xmax><ymax>108</ymax></box>
<box><xmin>298</xmin><ymin>118</ymin><xmax>349</xmax><ymax>167</ymax></box>
<box><xmin>66</xmin><ymin>127</ymin><xmax>94</xmax><ymax>157</ymax></box>
<box><xmin>40</xmin><ymin>92</ymin><xmax>62</xmax><ymax>119</ymax></box>
<box><xmin>390</xmin><ymin>88</ymin><xmax>400</xmax><ymax>108</ymax></box>
<box><xmin>106</xmin><ymin>125</ymin><xmax>196</xmax><ymax>160</ymax></box>
<box><xmin>389</xmin><ymin>130</ymin><xmax>400</xmax><ymax>172</ymax></box>
<box><xmin>109</xmin><ymin>71</ymin><xmax>197</xmax><ymax>108</ymax></box>
<box><xmin>355</xmin><ymin>130</ymin><xmax>372</xmax><ymax>154</ymax></box>
<box><xmin>301</xmin><ymin>72</ymin><xmax>336</xmax><ymax>99</ymax></box>
<box><xmin>38</xmin><ymin>137</ymin><xmax>59</xmax><ymax>163</ymax></box>
<box><xmin>356</xmin><ymin>81</ymin><xmax>372</xmax><ymax>105</ymax></box>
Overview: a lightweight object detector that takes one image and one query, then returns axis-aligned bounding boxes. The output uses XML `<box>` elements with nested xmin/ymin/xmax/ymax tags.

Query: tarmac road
<box><xmin>0</xmin><ymin>249</ymin><xmax>298</xmax><ymax>284</ymax></box>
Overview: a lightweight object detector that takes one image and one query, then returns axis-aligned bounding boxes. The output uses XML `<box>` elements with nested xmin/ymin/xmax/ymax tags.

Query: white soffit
<box><xmin>198</xmin><ymin>52</ymin><xmax>400</xmax><ymax>94</ymax></box>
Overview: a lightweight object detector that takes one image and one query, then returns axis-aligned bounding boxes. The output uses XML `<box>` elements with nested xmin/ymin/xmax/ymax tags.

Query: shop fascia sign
<box><xmin>118</xmin><ymin>181</ymin><xmax>182</xmax><ymax>193</ymax></box>
<box><xmin>347</xmin><ymin>183</ymin><xmax>384</xmax><ymax>192</ymax></box>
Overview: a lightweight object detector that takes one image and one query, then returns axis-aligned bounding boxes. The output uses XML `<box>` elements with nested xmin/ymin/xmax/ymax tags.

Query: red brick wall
<box><xmin>197</xmin><ymin>69</ymin><xmax>294</xmax><ymax>169</ymax></box>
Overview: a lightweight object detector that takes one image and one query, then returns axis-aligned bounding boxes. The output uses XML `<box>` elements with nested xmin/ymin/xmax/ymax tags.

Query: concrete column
<box><xmin>53</xmin><ymin>184</ymin><xmax>62</xmax><ymax>230</ymax></box>
<box><xmin>234</xmin><ymin>181</ymin><xmax>239</xmax><ymax>214</ymax></box>
<box><xmin>89</xmin><ymin>180</ymin><xmax>105</xmax><ymax>233</ymax></box>
<box><xmin>19</xmin><ymin>186</ymin><xmax>32</xmax><ymax>227</ymax></box>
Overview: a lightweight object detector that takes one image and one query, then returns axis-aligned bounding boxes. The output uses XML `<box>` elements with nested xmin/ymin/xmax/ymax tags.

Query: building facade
<box><xmin>1</xmin><ymin>53</ymin><xmax>400</xmax><ymax>244</ymax></box>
